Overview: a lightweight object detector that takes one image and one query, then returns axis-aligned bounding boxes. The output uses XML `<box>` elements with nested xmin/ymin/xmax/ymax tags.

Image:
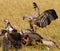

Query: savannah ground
<box><xmin>0</xmin><ymin>0</ymin><xmax>60</xmax><ymax>51</ymax></box>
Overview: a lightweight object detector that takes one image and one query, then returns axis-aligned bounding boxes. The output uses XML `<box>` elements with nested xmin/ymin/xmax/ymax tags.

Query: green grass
<box><xmin>0</xmin><ymin>0</ymin><xmax>60</xmax><ymax>51</ymax></box>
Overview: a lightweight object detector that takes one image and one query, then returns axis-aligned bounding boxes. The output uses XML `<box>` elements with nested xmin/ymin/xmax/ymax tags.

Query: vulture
<box><xmin>23</xmin><ymin>2</ymin><xmax>58</xmax><ymax>30</ymax></box>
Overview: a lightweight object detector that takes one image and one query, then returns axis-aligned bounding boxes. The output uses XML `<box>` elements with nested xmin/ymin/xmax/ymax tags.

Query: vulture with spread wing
<box><xmin>23</xmin><ymin>2</ymin><xmax>58</xmax><ymax>30</ymax></box>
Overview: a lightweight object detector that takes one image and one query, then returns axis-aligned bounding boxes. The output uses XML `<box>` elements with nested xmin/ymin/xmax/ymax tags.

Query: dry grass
<box><xmin>0</xmin><ymin>0</ymin><xmax>60</xmax><ymax>51</ymax></box>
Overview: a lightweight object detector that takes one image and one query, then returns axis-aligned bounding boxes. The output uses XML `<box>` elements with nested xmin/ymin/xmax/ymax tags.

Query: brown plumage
<box><xmin>23</xmin><ymin>2</ymin><xmax>58</xmax><ymax>31</ymax></box>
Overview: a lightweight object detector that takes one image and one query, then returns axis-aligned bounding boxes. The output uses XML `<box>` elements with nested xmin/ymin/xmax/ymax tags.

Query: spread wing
<box><xmin>33</xmin><ymin>2</ymin><xmax>40</xmax><ymax>18</ymax></box>
<box><xmin>23</xmin><ymin>2</ymin><xmax>40</xmax><ymax>20</ymax></box>
<box><xmin>35</xmin><ymin>9</ymin><xmax>58</xmax><ymax>28</ymax></box>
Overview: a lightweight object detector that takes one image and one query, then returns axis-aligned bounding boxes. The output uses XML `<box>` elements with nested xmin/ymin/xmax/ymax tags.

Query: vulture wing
<box><xmin>33</xmin><ymin>2</ymin><xmax>40</xmax><ymax>18</ymax></box>
<box><xmin>35</xmin><ymin>9</ymin><xmax>58</xmax><ymax>28</ymax></box>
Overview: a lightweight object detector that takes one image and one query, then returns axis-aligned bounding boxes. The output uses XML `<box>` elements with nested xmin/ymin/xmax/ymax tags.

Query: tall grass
<box><xmin>0</xmin><ymin>0</ymin><xmax>60</xmax><ymax>51</ymax></box>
